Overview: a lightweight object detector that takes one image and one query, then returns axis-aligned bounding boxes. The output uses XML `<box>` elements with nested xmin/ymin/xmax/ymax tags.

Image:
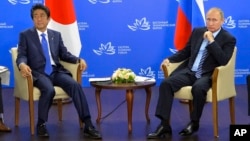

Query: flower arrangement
<box><xmin>111</xmin><ymin>68</ymin><xmax>136</xmax><ymax>84</ymax></box>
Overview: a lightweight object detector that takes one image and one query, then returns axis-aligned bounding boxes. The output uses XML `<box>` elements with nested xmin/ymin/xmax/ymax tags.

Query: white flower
<box><xmin>111</xmin><ymin>68</ymin><xmax>136</xmax><ymax>83</ymax></box>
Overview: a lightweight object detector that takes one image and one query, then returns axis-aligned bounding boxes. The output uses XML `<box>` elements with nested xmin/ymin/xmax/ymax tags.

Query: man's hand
<box><xmin>203</xmin><ymin>31</ymin><xmax>214</xmax><ymax>43</ymax></box>
<box><xmin>79</xmin><ymin>58</ymin><xmax>87</xmax><ymax>71</ymax></box>
<box><xmin>160</xmin><ymin>58</ymin><xmax>170</xmax><ymax>70</ymax></box>
<box><xmin>19</xmin><ymin>63</ymin><xmax>32</xmax><ymax>77</ymax></box>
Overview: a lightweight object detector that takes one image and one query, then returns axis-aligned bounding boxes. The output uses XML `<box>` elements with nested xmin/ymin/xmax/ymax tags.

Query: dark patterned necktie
<box><xmin>195</xmin><ymin>48</ymin><xmax>208</xmax><ymax>78</ymax></box>
<box><xmin>41</xmin><ymin>33</ymin><xmax>52</xmax><ymax>74</ymax></box>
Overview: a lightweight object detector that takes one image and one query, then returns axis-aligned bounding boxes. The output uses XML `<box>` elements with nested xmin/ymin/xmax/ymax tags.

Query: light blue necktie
<box><xmin>41</xmin><ymin>33</ymin><xmax>52</xmax><ymax>74</ymax></box>
<box><xmin>195</xmin><ymin>47</ymin><xmax>208</xmax><ymax>78</ymax></box>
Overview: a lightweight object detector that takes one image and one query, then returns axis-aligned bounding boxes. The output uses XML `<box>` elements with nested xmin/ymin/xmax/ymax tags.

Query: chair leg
<box><xmin>15</xmin><ymin>97</ymin><xmax>20</xmax><ymax>126</ymax></box>
<box><xmin>57</xmin><ymin>99</ymin><xmax>63</xmax><ymax>121</ymax></box>
<box><xmin>188</xmin><ymin>100</ymin><xmax>193</xmax><ymax>112</ymax></box>
<box><xmin>229</xmin><ymin>97</ymin><xmax>235</xmax><ymax>124</ymax></box>
<box><xmin>212</xmin><ymin>100</ymin><xmax>219</xmax><ymax>138</ymax></box>
<box><xmin>28</xmin><ymin>99</ymin><xmax>35</xmax><ymax>135</ymax></box>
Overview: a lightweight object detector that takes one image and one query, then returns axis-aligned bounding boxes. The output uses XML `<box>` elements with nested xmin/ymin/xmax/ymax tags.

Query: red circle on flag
<box><xmin>45</xmin><ymin>0</ymin><xmax>76</xmax><ymax>25</ymax></box>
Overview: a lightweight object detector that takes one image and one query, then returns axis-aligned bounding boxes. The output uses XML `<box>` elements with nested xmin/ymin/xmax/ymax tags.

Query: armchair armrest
<box><xmin>60</xmin><ymin>61</ymin><xmax>82</xmax><ymax>83</ymax></box>
<box><xmin>11</xmin><ymin>47</ymin><xmax>33</xmax><ymax>100</ymax></box>
<box><xmin>161</xmin><ymin>61</ymin><xmax>185</xmax><ymax>78</ymax></box>
<box><xmin>13</xmin><ymin>65</ymin><xmax>33</xmax><ymax>100</ymax></box>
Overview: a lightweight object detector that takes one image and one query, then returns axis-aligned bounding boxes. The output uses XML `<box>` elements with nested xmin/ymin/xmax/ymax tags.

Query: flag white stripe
<box><xmin>48</xmin><ymin>19</ymin><xmax>82</xmax><ymax>56</ymax></box>
<box><xmin>195</xmin><ymin>0</ymin><xmax>206</xmax><ymax>23</ymax></box>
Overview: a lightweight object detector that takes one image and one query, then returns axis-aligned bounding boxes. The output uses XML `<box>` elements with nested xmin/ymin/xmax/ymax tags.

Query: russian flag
<box><xmin>174</xmin><ymin>0</ymin><xmax>205</xmax><ymax>51</ymax></box>
<box><xmin>45</xmin><ymin>0</ymin><xmax>82</xmax><ymax>56</ymax></box>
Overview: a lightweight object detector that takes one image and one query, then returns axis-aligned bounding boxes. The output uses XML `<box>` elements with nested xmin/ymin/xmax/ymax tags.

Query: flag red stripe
<box><xmin>174</xmin><ymin>7</ymin><xmax>192</xmax><ymax>51</ymax></box>
<box><xmin>45</xmin><ymin>0</ymin><xmax>76</xmax><ymax>24</ymax></box>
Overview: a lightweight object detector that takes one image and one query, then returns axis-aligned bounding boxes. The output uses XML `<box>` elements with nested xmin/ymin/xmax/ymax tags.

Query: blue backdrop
<box><xmin>0</xmin><ymin>0</ymin><xmax>249</xmax><ymax>87</ymax></box>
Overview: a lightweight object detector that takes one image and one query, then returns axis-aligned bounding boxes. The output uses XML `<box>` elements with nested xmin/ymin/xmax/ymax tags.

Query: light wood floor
<box><xmin>0</xmin><ymin>85</ymin><xmax>249</xmax><ymax>141</ymax></box>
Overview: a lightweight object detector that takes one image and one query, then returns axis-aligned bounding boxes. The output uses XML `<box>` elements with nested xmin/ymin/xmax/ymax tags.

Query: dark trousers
<box><xmin>0</xmin><ymin>78</ymin><xmax>3</xmax><ymax>113</ymax></box>
<box><xmin>246</xmin><ymin>75</ymin><xmax>250</xmax><ymax>116</ymax></box>
<box><xmin>155</xmin><ymin>69</ymin><xmax>211</xmax><ymax>123</ymax></box>
<box><xmin>34</xmin><ymin>72</ymin><xmax>91</xmax><ymax>125</ymax></box>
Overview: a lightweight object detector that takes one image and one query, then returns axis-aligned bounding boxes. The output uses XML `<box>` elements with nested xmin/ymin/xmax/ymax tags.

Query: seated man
<box><xmin>0</xmin><ymin>77</ymin><xmax>11</xmax><ymax>132</ymax></box>
<box><xmin>16</xmin><ymin>4</ymin><xmax>101</xmax><ymax>139</ymax></box>
<box><xmin>147</xmin><ymin>7</ymin><xmax>236</xmax><ymax>139</ymax></box>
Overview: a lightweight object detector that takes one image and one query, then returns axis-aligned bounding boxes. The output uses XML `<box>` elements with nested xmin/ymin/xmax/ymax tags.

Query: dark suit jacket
<box><xmin>169</xmin><ymin>27</ymin><xmax>236</xmax><ymax>77</ymax></box>
<box><xmin>16</xmin><ymin>27</ymin><xmax>79</xmax><ymax>81</ymax></box>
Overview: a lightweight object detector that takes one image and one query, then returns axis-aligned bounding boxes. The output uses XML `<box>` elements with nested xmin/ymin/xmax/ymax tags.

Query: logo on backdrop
<box><xmin>88</xmin><ymin>0</ymin><xmax>110</xmax><ymax>4</ymax></box>
<box><xmin>93</xmin><ymin>42</ymin><xmax>132</xmax><ymax>55</ymax></box>
<box><xmin>128</xmin><ymin>17</ymin><xmax>151</xmax><ymax>31</ymax></box>
<box><xmin>128</xmin><ymin>17</ymin><xmax>174</xmax><ymax>31</ymax></box>
<box><xmin>88</xmin><ymin>0</ymin><xmax>122</xmax><ymax>4</ymax></box>
<box><xmin>224</xmin><ymin>16</ymin><xmax>236</xmax><ymax>29</ymax></box>
<box><xmin>238</xmin><ymin>19</ymin><xmax>250</xmax><ymax>28</ymax></box>
<box><xmin>0</xmin><ymin>23</ymin><xmax>13</xmax><ymax>29</ymax></box>
<box><xmin>138</xmin><ymin>67</ymin><xmax>155</xmax><ymax>78</ymax></box>
<box><xmin>78</xmin><ymin>22</ymin><xmax>90</xmax><ymax>31</ymax></box>
<box><xmin>93</xmin><ymin>42</ymin><xmax>115</xmax><ymax>55</ymax></box>
<box><xmin>8</xmin><ymin>0</ymin><xmax>30</xmax><ymax>5</ymax></box>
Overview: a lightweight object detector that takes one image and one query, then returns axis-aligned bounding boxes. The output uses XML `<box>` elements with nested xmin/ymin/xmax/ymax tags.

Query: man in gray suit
<box><xmin>16</xmin><ymin>4</ymin><xmax>101</xmax><ymax>139</ymax></box>
<box><xmin>147</xmin><ymin>7</ymin><xmax>236</xmax><ymax>139</ymax></box>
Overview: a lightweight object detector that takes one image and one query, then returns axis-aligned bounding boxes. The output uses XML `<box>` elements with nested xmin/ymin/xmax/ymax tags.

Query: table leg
<box><xmin>95</xmin><ymin>88</ymin><xmax>102</xmax><ymax>123</ymax></box>
<box><xmin>126</xmin><ymin>89</ymin><xmax>134</xmax><ymax>134</ymax></box>
<box><xmin>145</xmin><ymin>87</ymin><xmax>152</xmax><ymax>123</ymax></box>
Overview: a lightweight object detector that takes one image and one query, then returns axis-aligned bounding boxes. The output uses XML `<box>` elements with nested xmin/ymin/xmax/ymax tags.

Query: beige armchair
<box><xmin>11</xmin><ymin>47</ymin><xmax>83</xmax><ymax>135</ymax></box>
<box><xmin>161</xmin><ymin>47</ymin><xmax>237</xmax><ymax>137</ymax></box>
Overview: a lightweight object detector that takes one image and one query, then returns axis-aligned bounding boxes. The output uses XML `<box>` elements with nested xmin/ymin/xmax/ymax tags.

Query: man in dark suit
<box><xmin>16</xmin><ymin>4</ymin><xmax>101</xmax><ymax>139</ymax></box>
<box><xmin>0</xmin><ymin>78</ymin><xmax>11</xmax><ymax>132</ymax></box>
<box><xmin>147</xmin><ymin>7</ymin><xmax>236</xmax><ymax>139</ymax></box>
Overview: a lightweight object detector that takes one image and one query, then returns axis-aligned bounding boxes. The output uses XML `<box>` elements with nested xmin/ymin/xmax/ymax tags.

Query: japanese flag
<box><xmin>45</xmin><ymin>0</ymin><xmax>81</xmax><ymax>56</ymax></box>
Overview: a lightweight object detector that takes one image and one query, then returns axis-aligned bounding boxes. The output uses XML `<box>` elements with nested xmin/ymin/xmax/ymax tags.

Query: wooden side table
<box><xmin>90</xmin><ymin>81</ymin><xmax>156</xmax><ymax>133</ymax></box>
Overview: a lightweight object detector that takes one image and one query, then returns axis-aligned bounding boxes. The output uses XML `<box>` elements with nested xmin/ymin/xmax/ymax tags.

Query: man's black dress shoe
<box><xmin>37</xmin><ymin>124</ymin><xmax>49</xmax><ymax>137</ymax></box>
<box><xmin>0</xmin><ymin>121</ymin><xmax>12</xmax><ymax>132</ymax></box>
<box><xmin>83</xmin><ymin>126</ymin><xmax>102</xmax><ymax>139</ymax></box>
<box><xmin>147</xmin><ymin>124</ymin><xmax>172</xmax><ymax>139</ymax></box>
<box><xmin>179</xmin><ymin>122</ymin><xmax>199</xmax><ymax>136</ymax></box>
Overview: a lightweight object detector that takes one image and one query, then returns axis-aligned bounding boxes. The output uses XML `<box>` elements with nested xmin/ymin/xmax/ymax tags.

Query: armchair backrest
<box><xmin>212</xmin><ymin>47</ymin><xmax>237</xmax><ymax>101</ymax></box>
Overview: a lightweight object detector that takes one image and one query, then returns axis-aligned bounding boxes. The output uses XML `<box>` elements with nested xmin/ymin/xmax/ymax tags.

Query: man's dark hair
<box><xmin>30</xmin><ymin>3</ymin><xmax>50</xmax><ymax>19</ymax></box>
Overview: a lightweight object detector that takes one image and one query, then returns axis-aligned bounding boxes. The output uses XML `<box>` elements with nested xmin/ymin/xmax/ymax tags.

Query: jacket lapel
<box><xmin>47</xmin><ymin>30</ymin><xmax>57</xmax><ymax>62</ymax></box>
<box><xmin>31</xmin><ymin>28</ymin><xmax>44</xmax><ymax>57</ymax></box>
<box><xmin>193</xmin><ymin>36</ymin><xmax>204</xmax><ymax>55</ymax></box>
